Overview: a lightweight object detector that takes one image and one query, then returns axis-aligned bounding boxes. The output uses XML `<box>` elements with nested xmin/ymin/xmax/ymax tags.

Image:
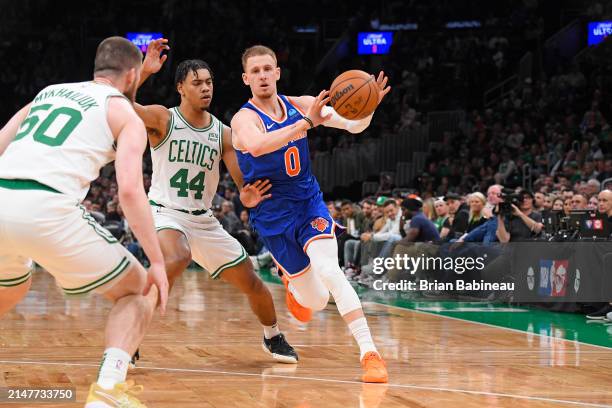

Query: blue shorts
<box><xmin>259</xmin><ymin>194</ymin><xmax>344</xmax><ymax>279</ymax></box>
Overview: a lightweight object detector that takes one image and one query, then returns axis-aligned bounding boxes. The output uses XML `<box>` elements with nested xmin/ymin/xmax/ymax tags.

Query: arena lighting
<box><xmin>126</xmin><ymin>32</ymin><xmax>163</xmax><ymax>52</ymax></box>
<box><xmin>293</xmin><ymin>25</ymin><xmax>318</xmax><ymax>33</ymax></box>
<box><xmin>357</xmin><ymin>31</ymin><xmax>393</xmax><ymax>55</ymax></box>
<box><xmin>587</xmin><ymin>21</ymin><xmax>612</xmax><ymax>46</ymax></box>
<box><xmin>372</xmin><ymin>22</ymin><xmax>418</xmax><ymax>31</ymax></box>
<box><xmin>445</xmin><ymin>20</ymin><xmax>482</xmax><ymax>29</ymax></box>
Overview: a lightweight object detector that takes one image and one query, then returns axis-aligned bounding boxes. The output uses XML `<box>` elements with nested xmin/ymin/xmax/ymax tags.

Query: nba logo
<box><xmin>593</xmin><ymin>219</ymin><xmax>603</xmax><ymax>230</ymax></box>
<box><xmin>538</xmin><ymin>260</ymin><xmax>553</xmax><ymax>296</ymax></box>
<box><xmin>586</xmin><ymin>220</ymin><xmax>593</xmax><ymax>229</ymax></box>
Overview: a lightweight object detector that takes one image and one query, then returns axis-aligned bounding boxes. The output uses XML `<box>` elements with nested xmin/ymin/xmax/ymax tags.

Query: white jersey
<box><xmin>0</xmin><ymin>81</ymin><xmax>126</xmax><ymax>201</ymax></box>
<box><xmin>148</xmin><ymin>107</ymin><xmax>223</xmax><ymax>211</ymax></box>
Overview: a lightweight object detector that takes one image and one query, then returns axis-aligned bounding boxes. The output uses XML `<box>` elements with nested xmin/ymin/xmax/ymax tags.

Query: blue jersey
<box><xmin>236</xmin><ymin>95</ymin><xmax>321</xmax><ymax>235</ymax></box>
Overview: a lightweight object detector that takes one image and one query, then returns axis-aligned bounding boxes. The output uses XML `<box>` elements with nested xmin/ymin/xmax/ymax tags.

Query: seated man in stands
<box><xmin>440</xmin><ymin>192</ymin><xmax>469</xmax><ymax>240</ymax></box>
<box><xmin>339</xmin><ymin>200</ymin><xmax>367</xmax><ymax>269</ymax></box>
<box><xmin>385</xmin><ymin>195</ymin><xmax>440</xmax><ymax>282</ymax></box>
<box><xmin>361</xmin><ymin>199</ymin><xmax>402</xmax><ymax>258</ymax></box>
<box><xmin>398</xmin><ymin>195</ymin><xmax>440</xmax><ymax>244</ymax></box>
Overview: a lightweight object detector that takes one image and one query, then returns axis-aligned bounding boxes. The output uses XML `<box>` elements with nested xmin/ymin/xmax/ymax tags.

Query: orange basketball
<box><xmin>329</xmin><ymin>70</ymin><xmax>379</xmax><ymax>120</ymax></box>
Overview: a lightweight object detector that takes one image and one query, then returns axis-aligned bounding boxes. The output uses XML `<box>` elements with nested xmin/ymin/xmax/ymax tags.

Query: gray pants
<box><xmin>344</xmin><ymin>239</ymin><xmax>361</xmax><ymax>266</ymax></box>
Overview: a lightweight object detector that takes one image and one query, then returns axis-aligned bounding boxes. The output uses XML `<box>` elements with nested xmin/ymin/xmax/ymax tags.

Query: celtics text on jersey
<box><xmin>148</xmin><ymin>107</ymin><xmax>223</xmax><ymax>211</ymax></box>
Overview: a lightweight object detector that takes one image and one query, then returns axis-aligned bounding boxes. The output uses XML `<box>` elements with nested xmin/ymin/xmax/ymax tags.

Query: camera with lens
<box><xmin>495</xmin><ymin>188</ymin><xmax>522</xmax><ymax>217</ymax></box>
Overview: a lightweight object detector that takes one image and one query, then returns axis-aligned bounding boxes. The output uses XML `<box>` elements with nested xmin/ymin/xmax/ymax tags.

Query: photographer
<box><xmin>496</xmin><ymin>190</ymin><xmax>543</xmax><ymax>242</ymax></box>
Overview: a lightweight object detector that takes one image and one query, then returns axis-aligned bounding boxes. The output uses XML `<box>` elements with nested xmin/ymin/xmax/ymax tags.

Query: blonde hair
<box><xmin>468</xmin><ymin>192</ymin><xmax>486</xmax><ymax>221</ymax></box>
<box><xmin>241</xmin><ymin>45</ymin><xmax>277</xmax><ymax>71</ymax></box>
<box><xmin>422</xmin><ymin>197</ymin><xmax>436</xmax><ymax>221</ymax></box>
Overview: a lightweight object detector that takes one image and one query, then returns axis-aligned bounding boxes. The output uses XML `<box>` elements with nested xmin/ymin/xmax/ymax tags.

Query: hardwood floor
<box><xmin>0</xmin><ymin>270</ymin><xmax>610</xmax><ymax>407</ymax></box>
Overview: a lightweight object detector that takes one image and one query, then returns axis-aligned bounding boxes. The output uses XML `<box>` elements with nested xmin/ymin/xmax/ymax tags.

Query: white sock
<box><xmin>97</xmin><ymin>347</ymin><xmax>130</xmax><ymax>390</ymax></box>
<box><xmin>263</xmin><ymin>322</ymin><xmax>281</xmax><ymax>339</ymax></box>
<box><xmin>348</xmin><ymin>317</ymin><xmax>377</xmax><ymax>359</ymax></box>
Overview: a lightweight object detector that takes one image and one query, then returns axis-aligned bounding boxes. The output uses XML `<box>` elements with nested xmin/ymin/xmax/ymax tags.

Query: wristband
<box><xmin>303</xmin><ymin>116</ymin><xmax>314</xmax><ymax>129</ymax></box>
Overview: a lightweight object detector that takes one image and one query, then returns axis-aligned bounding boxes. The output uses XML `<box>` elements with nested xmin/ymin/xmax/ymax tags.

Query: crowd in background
<box><xmin>3</xmin><ymin>1</ymin><xmax>612</xmax><ymax>321</ymax></box>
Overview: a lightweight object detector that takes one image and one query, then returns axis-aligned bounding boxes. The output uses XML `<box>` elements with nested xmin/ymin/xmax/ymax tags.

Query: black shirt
<box><xmin>443</xmin><ymin>209</ymin><xmax>469</xmax><ymax>239</ymax></box>
<box><xmin>505</xmin><ymin>210</ymin><xmax>542</xmax><ymax>241</ymax></box>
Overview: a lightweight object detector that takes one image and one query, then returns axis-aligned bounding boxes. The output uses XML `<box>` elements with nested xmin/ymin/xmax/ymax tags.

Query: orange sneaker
<box><xmin>281</xmin><ymin>273</ymin><xmax>312</xmax><ymax>323</ymax></box>
<box><xmin>361</xmin><ymin>352</ymin><xmax>388</xmax><ymax>383</ymax></box>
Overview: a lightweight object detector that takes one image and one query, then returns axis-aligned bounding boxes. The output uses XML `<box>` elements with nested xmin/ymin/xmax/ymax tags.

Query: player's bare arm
<box><xmin>0</xmin><ymin>103</ymin><xmax>31</xmax><ymax>155</ymax></box>
<box><xmin>108</xmin><ymin>96</ymin><xmax>168</xmax><ymax>314</ymax></box>
<box><xmin>134</xmin><ymin>38</ymin><xmax>172</xmax><ymax>147</ymax></box>
<box><xmin>221</xmin><ymin>125</ymin><xmax>245</xmax><ymax>190</ymax></box>
<box><xmin>293</xmin><ymin>71</ymin><xmax>391</xmax><ymax>134</ymax></box>
<box><xmin>231</xmin><ymin>90</ymin><xmax>331</xmax><ymax>157</ymax></box>
<box><xmin>222</xmin><ymin>124</ymin><xmax>272</xmax><ymax>207</ymax></box>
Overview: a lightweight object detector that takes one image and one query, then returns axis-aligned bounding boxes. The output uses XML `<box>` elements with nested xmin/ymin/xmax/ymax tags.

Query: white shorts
<box><xmin>0</xmin><ymin>186</ymin><xmax>136</xmax><ymax>296</ymax></box>
<box><xmin>151</xmin><ymin>205</ymin><xmax>247</xmax><ymax>279</ymax></box>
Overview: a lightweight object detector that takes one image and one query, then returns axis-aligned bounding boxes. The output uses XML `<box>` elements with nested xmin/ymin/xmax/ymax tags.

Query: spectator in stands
<box><xmin>105</xmin><ymin>202</ymin><xmax>122</xmax><ymax>223</ymax></box>
<box><xmin>494</xmin><ymin>149</ymin><xmax>518</xmax><ymax>186</ymax></box>
<box><xmin>588</xmin><ymin>195</ymin><xmax>599</xmax><ymax>210</ymax></box>
<box><xmin>483</xmin><ymin>184</ymin><xmax>503</xmax><ymax>218</ymax></box>
<box><xmin>83</xmin><ymin>199</ymin><xmax>105</xmax><ymax>224</ymax></box>
<box><xmin>441</xmin><ymin>193</ymin><xmax>469</xmax><ymax>240</ymax></box>
<box><xmin>534</xmin><ymin>192</ymin><xmax>545</xmax><ymax>212</ymax></box>
<box><xmin>433</xmin><ymin>198</ymin><xmax>449</xmax><ymax>232</ymax></box>
<box><xmin>360</xmin><ymin>199</ymin><xmax>376</xmax><ymax>233</ymax></box>
<box><xmin>542</xmin><ymin>194</ymin><xmax>554</xmax><ymax>211</ymax></box>
<box><xmin>327</xmin><ymin>201</ymin><xmax>342</xmax><ymax>223</ymax></box>
<box><xmin>466</xmin><ymin>192</ymin><xmax>487</xmax><ymax>232</ymax></box>
<box><xmin>339</xmin><ymin>200</ymin><xmax>367</xmax><ymax>269</ymax></box>
<box><xmin>552</xmin><ymin>197</ymin><xmax>564</xmax><ymax>211</ymax></box>
<box><xmin>231</xmin><ymin>209</ymin><xmax>260</xmax><ymax>255</ymax></box>
<box><xmin>597</xmin><ymin>190</ymin><xmax>612</xmax><ymax>222</ymax></box>
<box><xmin>563</xmin><ymin>197</ymin><xmax>573</xmax><ymax>216</ymax></box>
<box><xmin>421</xmin><ymin>197</ymin><xmax>437</xmax><ymax>222</ymax></box>
<box><xmin>361</xmin><ymin>199</ymin><xmax>402</xmax><ymax>259</ymax></box>
<box><xmin>219</xmin><ymin>200</ymin><xmax>241</xmax><ymax>234</ymax></box>
<box><xmin>596</xmin><ymin>158</ymin><xmax>612</xmax><ymax>183</ymax></box>
<box><xmin>398</xmin><ymin>195</ymin><xmax>440</xmax><ymax>243</ymax></box>
<box><xmin>496</xmin><ymin>190</ymin><xmax>543</xmax><ymax>242</ymax></box>
<box><xmin>586</xmin><ymin>179</ymin><xmax>601</xmax><ymax>196</ymax></box>
<box><xmin>225</xmin><ymin>186</ymin><xmax>243</xmax><ymax>217</ymax></box>
<box><xmin>571</xmin><ymin>193</ymin><xmax>588</xmax><ymax>210</ymax></box>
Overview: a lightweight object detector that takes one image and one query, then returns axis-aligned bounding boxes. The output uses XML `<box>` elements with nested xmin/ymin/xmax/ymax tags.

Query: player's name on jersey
<box><xmin>33</xmin><ymin>88</ymin><xmax>99</xmax><ymax>111</ymax></box>
<box><xmin>168</xmin><ymin>139</ymin><xmax>218</xmax><ymax>170</ymax></box>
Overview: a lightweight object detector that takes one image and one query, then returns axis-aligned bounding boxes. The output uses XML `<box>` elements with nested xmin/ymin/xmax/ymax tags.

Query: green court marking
<box><xmin>257</xmin><ymin>268</ymin><xmax>612</xmax><ymax>349</ymax></box>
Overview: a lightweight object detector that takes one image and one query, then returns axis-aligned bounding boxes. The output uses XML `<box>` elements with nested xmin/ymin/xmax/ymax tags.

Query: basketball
<box><xmin>329</xmin><ymin>70</ymin><xmax>379</xmax><ymax>120</ymax></box>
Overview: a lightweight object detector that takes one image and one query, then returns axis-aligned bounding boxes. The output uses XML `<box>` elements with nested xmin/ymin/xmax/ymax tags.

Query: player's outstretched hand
<box><xmin>143</xmin><ymin>262</ymin><xmax>169</xmax><ymax>316</ymax></box>
<box><xmin>240</xmin><ymin>179</ymin><xmax>272</xmax><ymax>208</ymax></box>
<box><xmin>305</xmin><ymin>90</ymin><xmax>332</xmax><ymax>128</ymax></box>
<box><xmin>143</xmin><ymin>38</ymin><xmax>170</xmax><ymax>74</ymax></box>
<box><xmin>374</xmin><ymin>71</ymin><xmax>391</xmax><ymax>105</ymax></box>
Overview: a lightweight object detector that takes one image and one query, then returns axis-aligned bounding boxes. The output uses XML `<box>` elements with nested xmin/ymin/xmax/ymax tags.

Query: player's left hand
<box><xmin>240</xmin><ymin>179</ymin><xmax>272</xmax><ymax>208</ymax></box>
<box><xmin>142</xmin><ymin>38</ymin><xmax>170</xmax><ymax>74</ymax></box>
<box><xmin>374</xmin><ymin>71</ymin><xmax>391</xmax><ymax>105</ymax></box>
